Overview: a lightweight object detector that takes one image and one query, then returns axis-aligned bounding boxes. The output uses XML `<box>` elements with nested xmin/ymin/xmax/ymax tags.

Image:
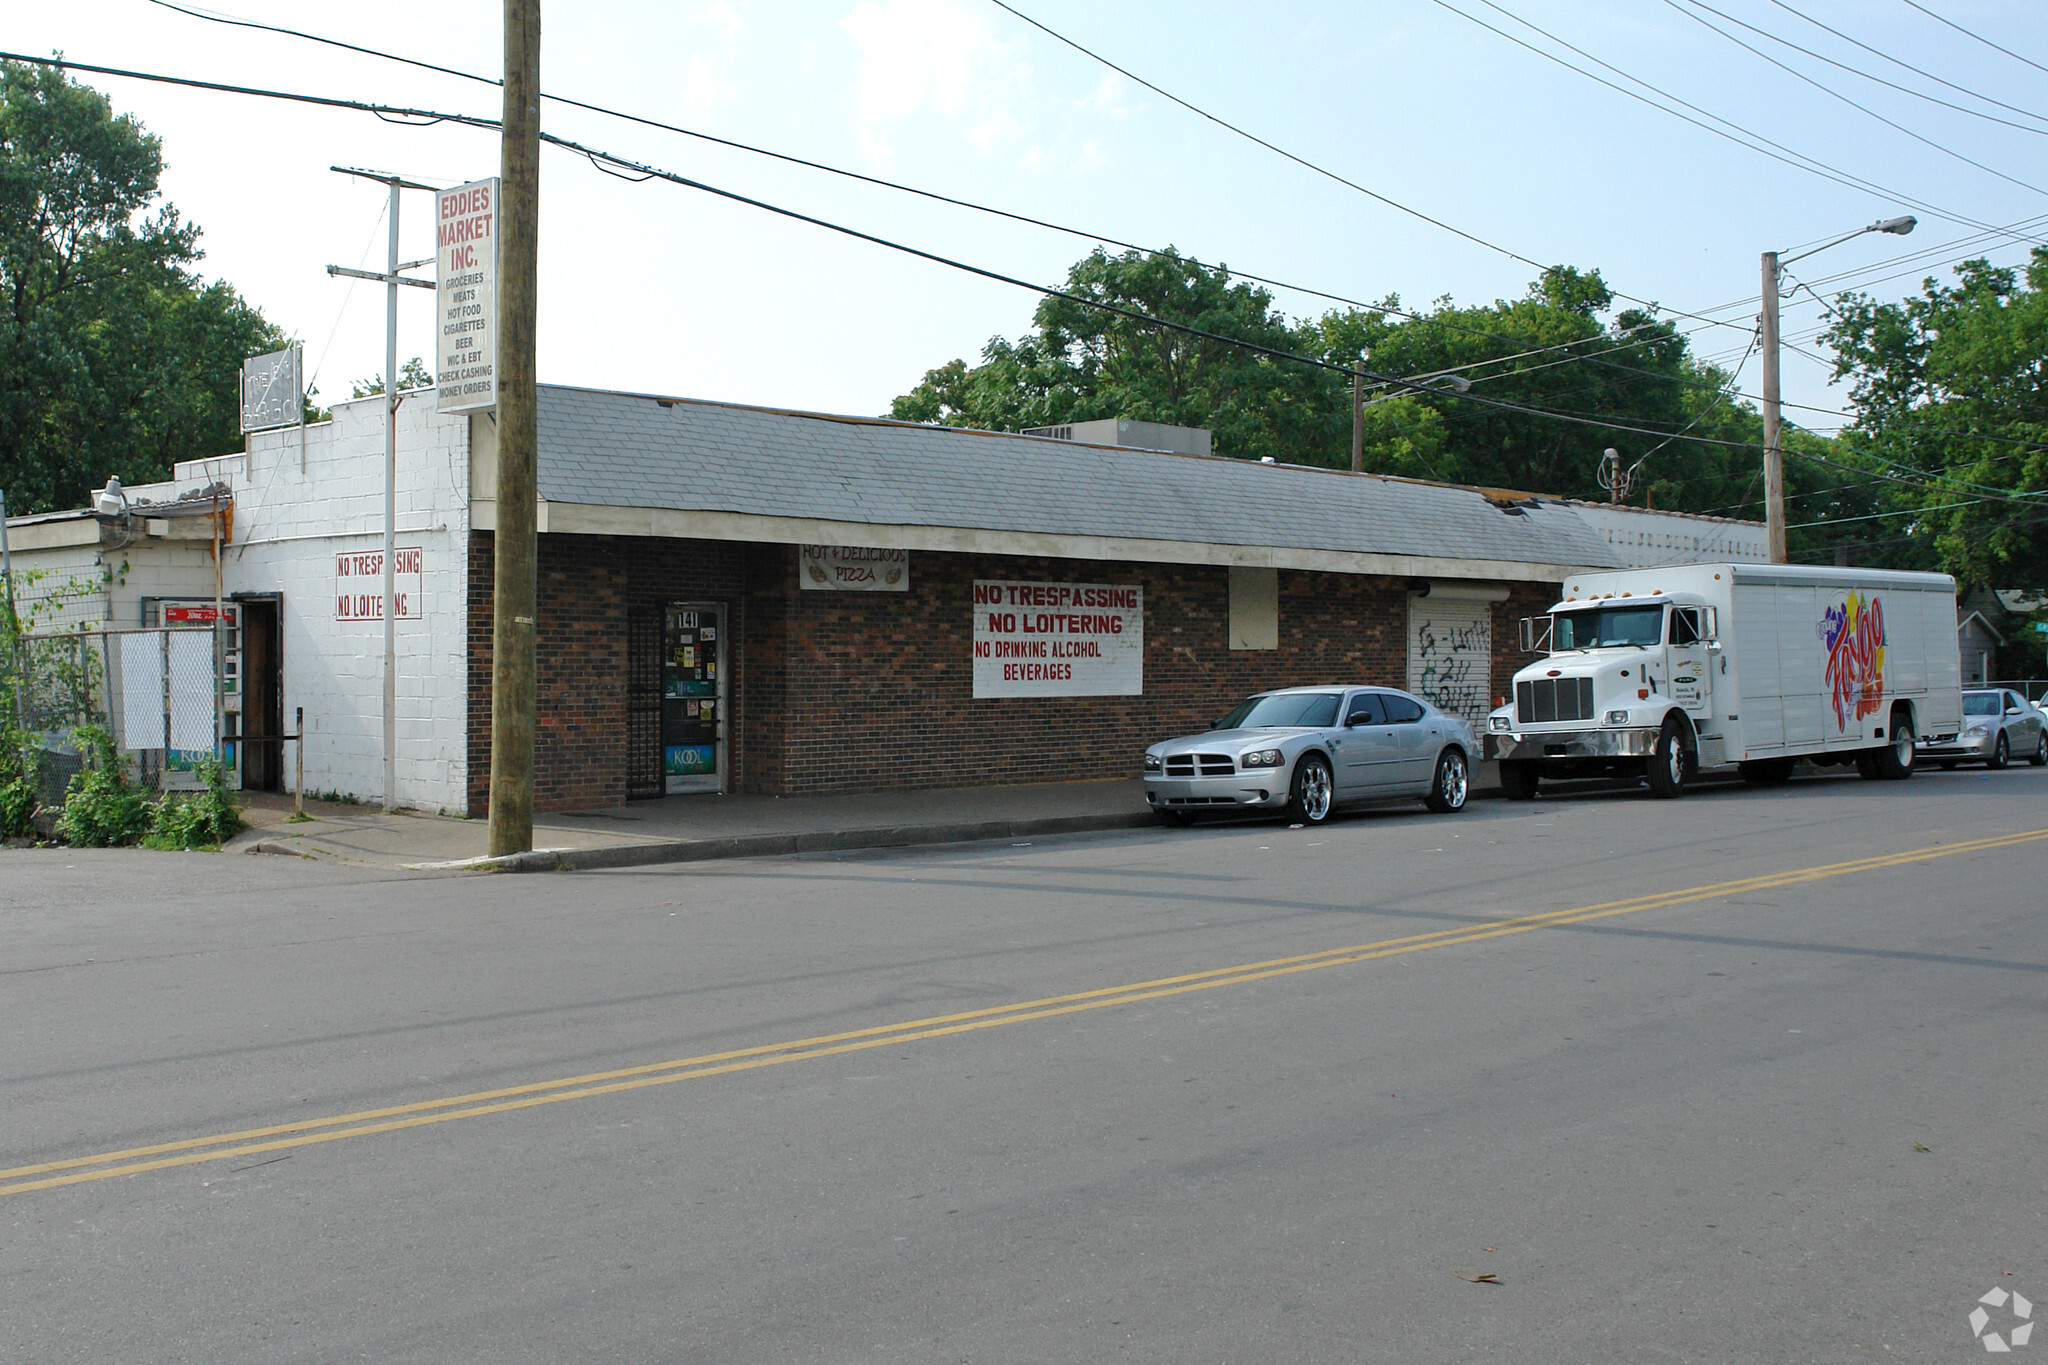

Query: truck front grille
<box><xmin>1517</xmin><ymin>677</ymin><xmax>1595</xmax><ymax>724</ymax></box>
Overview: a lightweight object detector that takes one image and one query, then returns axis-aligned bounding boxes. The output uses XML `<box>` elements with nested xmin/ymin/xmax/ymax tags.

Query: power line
<box><xmin>1443</xmin><ymin>0</ymin><xmax>2045</xmax><ymax>243</ymax></box>
<box><xmin>136</xmin><ymin>0</ymin><xmax>1750</xmax><ymax>408</ymax></box>
<box><xmin>1897</xmin><ymin>0</ymin><xmax>2048</xmax><ymax>82</ymax></box>
<box><xmin>1764</xmin><ymin>0</ymin><xmax>2048</xmax><ymax>130</ymax></box>
<box><xmin>1669</xmin><ymin>0</ymin><xmax>2048</xmax><ymax>200</ymax></box>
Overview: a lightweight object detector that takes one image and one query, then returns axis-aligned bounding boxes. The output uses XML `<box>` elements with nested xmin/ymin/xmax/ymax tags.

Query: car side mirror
<box><xmin>2007</xmin><ymin>707</ymin><xmax>2024</xmax><ymax>716</ymax></box>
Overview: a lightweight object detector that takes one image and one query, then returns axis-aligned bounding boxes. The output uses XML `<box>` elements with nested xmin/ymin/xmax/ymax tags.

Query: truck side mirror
<box><xmin>1519</xmin><ymin>615</ymin><xmax>1553</xmax><ymax>653</ymax></box>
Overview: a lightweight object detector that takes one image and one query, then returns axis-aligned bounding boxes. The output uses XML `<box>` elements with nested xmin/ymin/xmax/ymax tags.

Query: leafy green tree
<box><xmin>352</xmin><ymin>356</ymin><xmax>433</xmax><ymax>398</ymax></box>
<box><xmin>890</xmin><ymin>251</ymin><xmax>1816</xmax><ymax>523</ymax></box>
<box><xmin>1826</xmin><ymin>250</ymin><xmax>2048</xmax><ymax>588</ymax></box>
<box><xmin>0</xmin><ymin>60</ymin><xmax>287</xmax><ymax>515</ymax></box>
<box><xmin>891</xmin><ymin>247</ymin><xmax>1342</xmax><ymax>465</ymax></box>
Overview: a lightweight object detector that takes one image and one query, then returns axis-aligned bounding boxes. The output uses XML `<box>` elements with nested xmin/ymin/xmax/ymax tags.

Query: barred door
<box><xmin>624</xmin><ymin>606</ymin><xmax>664</xmax><ymax>799</ymax></box>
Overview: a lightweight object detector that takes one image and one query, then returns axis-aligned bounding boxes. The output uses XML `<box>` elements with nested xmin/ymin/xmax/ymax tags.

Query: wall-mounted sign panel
<box><xmin>435</xmin><ymin>177</ymin><xmax>498</xmax><ymax>414</ymax></box>
<box><xmin>239</xmin><ymin>346</ymin><xmax>302</xmax><ymax>432</ymax></box>
<box><xmin>799</xmin><ymin>545</ymin><xmax>908</xmax><ymax>591</ymax></box>
<box><xmin>336</xmin><ymin>546</ymin><xmax>423</xmax><ymax>620</ymax></box>
<box><xmin>973</xmin><ymin>580</ymin><xmax>1143</xmax><ymax>697</ymax></box>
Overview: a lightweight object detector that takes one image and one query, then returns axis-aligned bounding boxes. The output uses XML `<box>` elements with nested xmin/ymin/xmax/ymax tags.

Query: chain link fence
<box><xmin>6</xmin><ymin>627</ymin><xmax>224</xmax><ymax>806</ymax></box>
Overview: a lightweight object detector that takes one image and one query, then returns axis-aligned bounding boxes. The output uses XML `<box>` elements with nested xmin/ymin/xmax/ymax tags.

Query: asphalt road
<box><xmin>4</xmin><ymin>766</ymin><xmax>2045</xmax><ymax>1363</ymax></box>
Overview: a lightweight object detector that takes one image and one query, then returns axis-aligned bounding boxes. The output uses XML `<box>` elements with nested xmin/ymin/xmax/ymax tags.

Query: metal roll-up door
<box><xmin>1407</xmin><ymin>584</ymin><xmax>1501</xmax><ymax>730</ymax></box>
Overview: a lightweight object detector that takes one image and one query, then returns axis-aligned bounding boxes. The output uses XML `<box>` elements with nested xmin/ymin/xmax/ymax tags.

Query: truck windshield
<box><xmin>1553</xmin><ymin>604</ymin><xmax>1665</xmax><ymax>650</ymax></box>
<box><xmin>1215</xmin><ymin>692</ymin><xmax>1343</xmax><ymax>729</ymax></box>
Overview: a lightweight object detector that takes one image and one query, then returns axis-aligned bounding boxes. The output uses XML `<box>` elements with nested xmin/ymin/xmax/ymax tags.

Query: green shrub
<box><xmin>143</xmin><ymin>753</ymin><xmax>245</xmax><ymax>851</ymax></box>
<box><xmin>53</xmin><ymin>725</ymin><xmax>151</xmax><ymax>847</ymax></box>
<box><xmin>0</xmin><ymin>730</ymin><xmax>38</xmax><ymax>838</ymax></box>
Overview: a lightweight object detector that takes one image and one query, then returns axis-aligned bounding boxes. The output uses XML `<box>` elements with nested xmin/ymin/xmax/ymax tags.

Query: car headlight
<box><xmin>1605</xmin><ymin>709</ymin><xmax>1630</xmax><ymax>725</ymax></box>
<box><xmin>1489</xmin><ymin>715</ymin><xmax>1511</xmax><ymax>732</ymax></box>
<box><xmin>1963</xmin><ymin>723</ymin><xmax>1989</xmax><ymax>737</ymax></box>
<box><xmin>1143</xmin><ymin>752</ymin><xmax>1161</xmax><ymax>771</ymax></box>
<box><xmin>1239</xmin><ymin>748</ymin><xmax>1284</xmax><ymax>768</ymax></box>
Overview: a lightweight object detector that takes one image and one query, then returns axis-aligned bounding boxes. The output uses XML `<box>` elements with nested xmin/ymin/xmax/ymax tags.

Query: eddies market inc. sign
<box><xmin>973</xmin><ymin>580</ymin><xmax>1142</xmax><ymax>698</ymax></box>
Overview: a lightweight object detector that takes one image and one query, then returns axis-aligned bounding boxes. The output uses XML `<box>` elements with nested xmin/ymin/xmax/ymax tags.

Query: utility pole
<box><xmin>1758</xmin><ymin>216</ymin><xmax>1914</xmax><ymax>567</ymax></box>
<box><xmin>328</xmin><ymin>169</ymin><xmax>436</xmax><ymax>811</ymax></box>
<box><xmin>1350</xmin><ymin>372</ymin><xmax>1364</xmax><ymax>474</ymax></box>
<box><xmin>489</xmin><ymin>0</ymin><xmax>541</xmax><ymax>857</ymax></box>
<box><xmin>1760</xmin><ymin>250</ymin><xmax>1786</xmax><ymax>564</ymax></box>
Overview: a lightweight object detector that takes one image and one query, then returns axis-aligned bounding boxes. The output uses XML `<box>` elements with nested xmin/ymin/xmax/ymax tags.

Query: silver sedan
<box><xmin>1143</xmin><ymin>686</ymin><xmax>1477</xmax><ymax>826</ymax></box>
<box><xmin>1918</xmin><ymin>687</ymin><xmax>2048</xmax><ymax>769</ymax></box>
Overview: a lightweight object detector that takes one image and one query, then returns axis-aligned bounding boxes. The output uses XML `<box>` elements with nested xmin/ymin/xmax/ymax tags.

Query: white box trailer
<box><xmin>1487</xmin><ymin>563</ymin><xmax>1963</xmax><ymax>798</ymax></box>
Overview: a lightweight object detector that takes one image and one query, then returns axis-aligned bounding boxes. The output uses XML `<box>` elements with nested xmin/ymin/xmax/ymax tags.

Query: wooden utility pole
<box><xmin>488</xmin><ymin>0</ymin><xmax>541</xmax><ymax>856</ymax></box>
<box><xmin>1350</xmin><ymin>371</ymin><xmax>1364</xmax><ymax>474</ymax></box>
<box><xmin>1760</xmin><ymin>249</ymin><xmax>1786</xmax><ymax>564</ymax></box>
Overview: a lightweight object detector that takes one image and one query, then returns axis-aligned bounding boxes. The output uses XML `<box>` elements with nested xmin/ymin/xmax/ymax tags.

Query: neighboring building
<box><xmin>1564</xmin><ymin>500</ymin><xmax>1769</xmax><ymax>568</ymax></box>
<box><xmin>6</xmin><ymin>384</ymin><xmax>1774</xmax><ymax>813</ymax></box>
<box><xmin>1957</xmin><ymin>610</ymin><xmax>2004</xmax><ymax>686</ymax></box>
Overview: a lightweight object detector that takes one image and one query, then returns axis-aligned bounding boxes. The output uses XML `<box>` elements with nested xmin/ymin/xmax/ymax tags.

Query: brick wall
<box><xmin>469</xmin><ymin>532</ymin><xmax>1565</xmax><ymax>811</ymax></box>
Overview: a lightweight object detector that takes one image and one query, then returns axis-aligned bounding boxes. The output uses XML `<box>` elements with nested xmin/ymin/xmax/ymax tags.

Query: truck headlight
<box><xmin>1604</xmin><ymin>710</ymin><xmax>1631</xmax><ymax>725</ymax></box>
<box><xmin>1239</xmin><ymin>748</ymin><xmax>1284</xmax><ymax>768</ymax></box>
<box><xmin>1143</xmin><ymin>752</ymin><xmax>1161</xmax><ymax>771</ymax></box>
<box><xmin>1489</xmin><ymin>715</ymin><xmax>1510</xmax><ymax>732</ymax></box>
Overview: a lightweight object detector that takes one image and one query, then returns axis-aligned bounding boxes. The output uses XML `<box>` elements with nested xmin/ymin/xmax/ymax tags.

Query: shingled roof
<box><xmin>529</xmin><ymin>385</ymin><xmax>1626</xmax><ymax>579</ymax></box>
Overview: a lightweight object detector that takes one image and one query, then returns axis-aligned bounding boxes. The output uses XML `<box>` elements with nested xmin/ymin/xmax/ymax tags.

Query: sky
<box><xmin>8</xmin><ymin>0</ymin><xmax>2047</xmax><ymax>472</ymax></box>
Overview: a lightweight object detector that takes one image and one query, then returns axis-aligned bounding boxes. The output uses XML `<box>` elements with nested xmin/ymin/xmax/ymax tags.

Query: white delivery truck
<box><xmin>1487</xmin><ymin>562</ymin><xmax>1963</xmax><ymax>798</ymax></box>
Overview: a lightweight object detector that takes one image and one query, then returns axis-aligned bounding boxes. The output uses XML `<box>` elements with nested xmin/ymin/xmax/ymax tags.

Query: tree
<box><xmin>352</xmin><ymin>356</ymin><xmax>434</xmax><ymax>398</ymax></box>
<box><xmin>0</xmin><ymin>60</ymin><xmax>287</xmax><ymax>515</ymax></box>
<box><xmin>1826</xmin><ymin>250</ymin><xmax>2048</xmax><ymax>588</ymax></box>
<box><xmin>890</xmin><ymin>247</ymin><xmax>1341</xmax><ymax>465</ymax></box>
<box><xmin>888</xmin><ymin>251</ymin><xmax>1814</xmax><ymax>524</ymax></box>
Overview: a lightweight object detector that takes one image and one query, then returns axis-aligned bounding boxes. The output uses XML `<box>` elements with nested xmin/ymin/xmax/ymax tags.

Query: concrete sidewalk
<box><xmin>228</xmin><ymin>761</ymin><xmax>1506</xmax><ymax>872</ymax></box>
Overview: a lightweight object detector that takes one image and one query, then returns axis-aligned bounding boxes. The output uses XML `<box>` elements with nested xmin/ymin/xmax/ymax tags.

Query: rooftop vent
<box><xmin>1020</xmin><ymin>418</ymin><xmax>1212</xmax><ymax>458</ymax></box>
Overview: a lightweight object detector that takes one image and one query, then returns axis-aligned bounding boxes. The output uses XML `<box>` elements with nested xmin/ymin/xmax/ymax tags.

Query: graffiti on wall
<box><xmin>1820</xmin><ymin>591</ymin><xmax>1887</xmax><ymax>731</ymax></box>
<box><xmin>1412</xmin><ymin>615</ymin><xmax>1491</xmax><ymax>724</ymax></box>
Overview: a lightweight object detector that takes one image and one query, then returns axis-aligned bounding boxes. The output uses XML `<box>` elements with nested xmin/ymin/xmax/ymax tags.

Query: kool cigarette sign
<box><xmin>973</xmin><ymin>580</ymin><xmax>1143</xmax><ymax>697</ymax></box>
<box><xmin>435</xmin><ymin>178</ymin><xmax>498</xmax><ymax>415</ymax></box>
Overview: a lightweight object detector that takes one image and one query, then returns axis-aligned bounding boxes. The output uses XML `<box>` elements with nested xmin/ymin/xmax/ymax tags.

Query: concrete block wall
<box><xmin>196</xmin><ymin>392</ymin><xmax>472</xmax><ymax>810</ymax></box>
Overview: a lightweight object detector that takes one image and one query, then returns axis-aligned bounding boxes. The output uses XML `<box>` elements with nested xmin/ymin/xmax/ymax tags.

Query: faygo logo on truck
<box><xmin>1820</xmin><ymin>590</ymin><xmax>1886</xmax><ymax>732</ymax></box>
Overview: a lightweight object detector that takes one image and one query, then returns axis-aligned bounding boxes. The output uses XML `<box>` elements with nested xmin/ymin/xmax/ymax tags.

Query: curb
<box><xmin>412</xmin><ymin>810</ymin><xmax>1164</xmax><ymax>873</ymax></box>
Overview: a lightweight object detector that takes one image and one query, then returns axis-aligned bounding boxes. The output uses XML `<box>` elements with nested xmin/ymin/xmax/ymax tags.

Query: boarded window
<box><xmin>1229</xmin><ymin>566</ymin><xmax>1278</xmax><ymax>650</ymax></box>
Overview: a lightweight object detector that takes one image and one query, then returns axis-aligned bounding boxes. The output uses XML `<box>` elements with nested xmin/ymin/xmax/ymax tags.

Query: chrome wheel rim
<box><xmin>1894</xmin><ymin>727</ymin><xmax>1914</xmax><ymax>768</ymax></box>
<box><xmin>1441</xmin><ymin>755</ymin><xmax>1467</xmax><ymax>807</ymax></box>
<box><xmin>1664</xmin><ymin>740</ymin><xmax>1684</xmax><ymax>787</ymax></box>
<box><xmin>1301</xmin><ymin>763</ymin><xmax>1331</xmax><ymax>820</ymax></box>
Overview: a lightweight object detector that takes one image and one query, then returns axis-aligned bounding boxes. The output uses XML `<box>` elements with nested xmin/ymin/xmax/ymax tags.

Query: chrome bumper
<box><xmin>1493</xmin><ymin>728</ymin><xmax>1660</xmax><ymax>760</ymax></box>
<box><xmin>1143</xmin><ymin>776</ymin><xmax>1287</xmax><ymax>810</ymax></box>
<box><xmin>1916</xmin><ymin>732</ymin><xmax>1993</xmax><ymax>759</ymax></box>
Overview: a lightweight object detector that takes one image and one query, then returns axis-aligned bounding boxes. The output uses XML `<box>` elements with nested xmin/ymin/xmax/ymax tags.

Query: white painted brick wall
<box><xmin>166</xmin><ymin>390</ymin><xmax>475</xmax><ymax>811</ymax></box>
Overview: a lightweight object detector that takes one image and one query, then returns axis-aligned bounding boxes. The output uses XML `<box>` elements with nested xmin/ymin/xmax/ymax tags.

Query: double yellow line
<box><xmin>6</xmin><ymin>827</ymin><xmax>2044</xmax><ymax>1198</ymax></box>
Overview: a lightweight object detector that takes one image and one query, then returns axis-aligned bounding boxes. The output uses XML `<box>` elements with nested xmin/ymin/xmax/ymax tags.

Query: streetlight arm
<box><xmin>1777</xmin><ymin>215</ymin><xmax>1915</xmax><ymax>269</ymax></box>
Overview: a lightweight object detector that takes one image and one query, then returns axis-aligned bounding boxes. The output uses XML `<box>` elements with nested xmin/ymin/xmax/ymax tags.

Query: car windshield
<box><xmin>1216</xmin><ymin>692</ymin><xmax>1343</xmax><ymax>730</ymax></box>
<box><xmin>1553</xmin><ymin>604</ymin><xmax>1665</xmax><ymax>650</ymax></box>
<box><xmin>1963</xmin><ymin>693</ymin><xmax>2001</xmax><ymax>716</ymax></box>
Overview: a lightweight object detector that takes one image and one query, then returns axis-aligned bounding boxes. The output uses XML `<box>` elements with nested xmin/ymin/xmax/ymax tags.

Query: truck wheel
<box><xmin>1988</xmin><ymin>733</ymin><xmax>2010</xmax><ymax>770</ymax></box>
<box><xmin>1424</xmin><ymin>748</ymin><xmax>1469</xmax><ymax>813</ymax></box>
<box><xmin>1873</xmin><ymin>714</ymin><xmax>1916</xmax><ymax>780</ymax></box>
<box><xmin>1739</xmin><ymin>758</ymin><xmax>1795</xmax><ymax>786</ymax></box>
<box><xmin>1288</xmin><ymin>754</ymin><xmax>1334</xmax><ymax>826</ymax></box>
<box><xmin>1645</xmin><ymin>718</ymin><xmax>1688</xmax><ymax>799</ymax></box>
<box><xmin>1499</xmin><ymin>760</ymin><xmax>1539</xmax><ymax>801</ymax></box>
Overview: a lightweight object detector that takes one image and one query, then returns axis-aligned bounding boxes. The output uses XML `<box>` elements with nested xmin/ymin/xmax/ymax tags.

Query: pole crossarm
<box><xmin>325</xmin><ymin>265</ymin><xmax>437</xmax><ymax>289</ymax></box>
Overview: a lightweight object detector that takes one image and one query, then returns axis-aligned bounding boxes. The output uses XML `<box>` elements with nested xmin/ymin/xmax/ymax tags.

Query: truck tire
<box><xmin>1988</xmin><ymin>733</ymin><xmax>2010</xmax><ymax>770</ymax></box>
<box><xmin>1499</xmin><ymin>760</ymin><xmax>1540</xmax><ymax>801</ymax></box>
<box><xmin>1424</xmin><ymin>748</ymin><xmax>1469</xmax><ymax>813</ymax></box>
<box><xmin>1739</xmin><ymin>758</ymin><xmax>1795</xmax><ymax>786</ymax></box>
<box><xmin>1873</xmin><ymin>713</ymin><xmax>1916</xmax><ymax>780</ymax></box>
<box><xmin>1288</xmin><ymin>754</ymin><xmax>1335</xmax><ymax>826</ymax></box>
<box><xmin>1645</xmin><ymin>717</ymin><xmax>1688</xmax><ymax>799</ymax></box>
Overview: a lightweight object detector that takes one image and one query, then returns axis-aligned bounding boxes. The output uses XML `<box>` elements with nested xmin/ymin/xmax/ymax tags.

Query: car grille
<box><xmin>1517</xmin><ymin>676</ymin><xmax>1595</xmax><ymax>724</ymax></box>
<box><xmin>1164</xmin><ymin>753</ymin><xmax>1235</xmax><ymax>778</ymax></box>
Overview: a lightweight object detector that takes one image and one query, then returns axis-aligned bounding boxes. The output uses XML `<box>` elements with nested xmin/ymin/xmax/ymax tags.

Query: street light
<box><xmin>1761</xmin><ymin>215</ymin><xmax>1915</xmax><ymax>562</ymax></box>
<box><xmin>1351</xmin><ymin>369</ymin><xmax>1473</xmax><ymax>473</ymax></box>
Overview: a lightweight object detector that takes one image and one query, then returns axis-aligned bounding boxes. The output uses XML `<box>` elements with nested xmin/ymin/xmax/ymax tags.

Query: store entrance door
<box><xmin>661</xmin><ymin>602</ymin><xmax>726</xmax><ymax>794</ymax></box>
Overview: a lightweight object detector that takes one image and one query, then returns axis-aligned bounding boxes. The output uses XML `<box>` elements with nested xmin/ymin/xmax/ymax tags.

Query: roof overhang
<box><xmin>471</xmin><ymin>498</ymin><xmax>1597</xmax><ymax>584</ymax></box>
